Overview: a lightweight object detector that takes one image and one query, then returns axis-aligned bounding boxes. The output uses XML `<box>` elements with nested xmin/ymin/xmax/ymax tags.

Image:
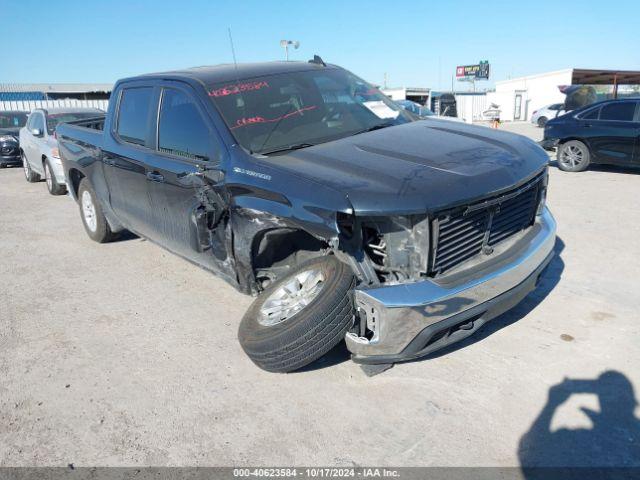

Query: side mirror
<box><xmin>31</xmin><ymin>128</ymin><xmax>43</xmax><ymax>137</ymax></box>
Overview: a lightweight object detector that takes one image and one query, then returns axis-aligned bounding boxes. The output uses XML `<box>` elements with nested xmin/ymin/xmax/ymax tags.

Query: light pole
<box><xmin>280</xmin><ymin>40</ymin><xmax>300</xmax><ymax>61</ymax></box>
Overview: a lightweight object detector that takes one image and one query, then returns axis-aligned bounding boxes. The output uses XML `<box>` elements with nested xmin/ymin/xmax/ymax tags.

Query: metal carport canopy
<box><xmin>571</xmin><ymin>69</ymin><xmax>640</xmax><ymax>98</ymax></box>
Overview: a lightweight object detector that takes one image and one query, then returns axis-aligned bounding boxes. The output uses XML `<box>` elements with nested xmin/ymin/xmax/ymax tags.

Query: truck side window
<box><xmin>32</xmin><ymin>113</ymin><xmax>45</xmax><ymax>133</ymax></box>
<box><xmin>117</xmin><ymin>87</ymin><xmax>153</xmax><ymax>146</ymax></box>
<box><xmin>158</xmin><ymin>88</ymin><xmax>211</xmax><ymax>161</ymax></box>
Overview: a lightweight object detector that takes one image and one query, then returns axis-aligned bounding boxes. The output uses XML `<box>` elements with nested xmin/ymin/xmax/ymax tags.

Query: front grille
<box><xmin>431</xmin><ymin>172</ymin><xmax>544</xmax><ymax>275</ymax></box>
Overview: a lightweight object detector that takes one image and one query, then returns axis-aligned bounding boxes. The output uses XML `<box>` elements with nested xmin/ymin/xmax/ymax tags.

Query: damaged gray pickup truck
<box><xmin>57</xmin><ymin>59</ymin><xmax>556</xmax><ymax>373</ymax></box>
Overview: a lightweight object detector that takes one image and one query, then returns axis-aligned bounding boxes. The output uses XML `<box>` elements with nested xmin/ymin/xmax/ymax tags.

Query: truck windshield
<box><xmin>46</xmin><ymin>112</ymin><xmax>101</xmax><ymax>135</ymax></box>
<box><xmin>207</xmin><ymin>68</ymin><xmax>414</xmax><ymax>155</ymax></box>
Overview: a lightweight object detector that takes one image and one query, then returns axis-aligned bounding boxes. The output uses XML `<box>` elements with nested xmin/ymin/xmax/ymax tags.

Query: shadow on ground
<box><xmin>114</xmin><ymin>230</ymin><xmax>140</xmax><ymax>242</ymax></box>
<box><xmin>519</xmin><ymin>371</ymin><xmax>640</xmax><ymax>474</ymax></box>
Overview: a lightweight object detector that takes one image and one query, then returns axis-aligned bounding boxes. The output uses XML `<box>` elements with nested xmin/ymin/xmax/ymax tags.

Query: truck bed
<box><xmin>56</xmin><ymin>114</ymin><xmax>106</xmax><ymax>152</ymax></box>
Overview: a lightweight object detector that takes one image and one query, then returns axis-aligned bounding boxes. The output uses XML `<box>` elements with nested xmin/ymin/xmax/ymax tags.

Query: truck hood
<box><xmin>266</xmin><ymin>120</ymin><xmax>548</xmax><ymax>215</ymax></box>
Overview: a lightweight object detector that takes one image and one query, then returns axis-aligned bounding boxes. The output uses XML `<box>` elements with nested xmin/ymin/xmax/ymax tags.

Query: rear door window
<box><xmin>116</xmin><ymin>87</ymin><xmax>154</xmax><ymax>145</ymax></box>
<box><xmin>599</xmin><ymin>102</ymin><xmax>636</xmax><ymax>122</ymax></box>
<box><xmin>158</xmin><ymin>88</ymin><xmax>211</xmax><ymax>161</ymax></box>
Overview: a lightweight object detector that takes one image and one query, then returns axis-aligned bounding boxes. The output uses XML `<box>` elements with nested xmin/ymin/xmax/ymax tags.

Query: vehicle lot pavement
<box><xmin>1</xmin><ymin>133</ymin><xmax>639</xmax><ymax>466</ymax></box>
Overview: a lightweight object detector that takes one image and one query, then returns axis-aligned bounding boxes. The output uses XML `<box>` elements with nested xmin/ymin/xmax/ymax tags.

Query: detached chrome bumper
<box><xmin>346</xmin><ymin>207</ymin><xmax>557</xmax><ymax>364</ymax></box>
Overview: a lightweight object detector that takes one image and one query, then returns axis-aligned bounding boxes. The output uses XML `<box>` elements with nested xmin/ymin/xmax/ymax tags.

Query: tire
<box><xmin>537</xmin><ymin>116</ymin><xmax>548</xmax><ymax>127</ymax></box>
<box><xmin>22</xmin><ymin>152</ymin><xmax>40</xmax><ymax>182</ymax></box>
<box><xmin>77</xmin><ymin>178</ymin><xmax>115</xmax><ymax>243</ymax></box>
<box><xmin>44</xmin><ymin>158</ymin><xmax>66</xmax><ymax>195</ymax></box>
<box><xmin>558</xmin><ymin>140</ymin><xmax>590</xmax><ymax>172</ymax></box>
<box><xmin>238</xmin><ymin>255</ymin><xmax>356</xmax><ymax>373</ymax></box>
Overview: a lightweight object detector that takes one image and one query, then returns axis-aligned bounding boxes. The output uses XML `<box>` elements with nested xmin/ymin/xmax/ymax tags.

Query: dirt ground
<box><xmin>1</xmin><ymin>122</ymin><xmax>639</xmax><ymax>467</ymax></box>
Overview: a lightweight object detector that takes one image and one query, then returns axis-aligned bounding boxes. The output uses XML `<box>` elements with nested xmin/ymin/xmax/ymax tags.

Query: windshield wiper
<box><xmin>260</xmin><ymin>143</ymin><xmax>316</xmax><ymax>155</ymax></box>
<box><xmin>351</xmin><ymin>122</ymin><xmax>395</xmax><ymax>136</ymax></box>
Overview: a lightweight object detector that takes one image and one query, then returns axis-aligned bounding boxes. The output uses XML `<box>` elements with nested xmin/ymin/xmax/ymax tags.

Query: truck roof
<box><xmin>129</xmin><ymin>61</ymin><xmax>336</xmax><ymax>85</ymax></box>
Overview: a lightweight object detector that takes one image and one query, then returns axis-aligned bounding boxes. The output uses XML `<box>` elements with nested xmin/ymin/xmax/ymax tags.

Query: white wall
<box><xmin>0</xmin><ymin>98</ymin><xmax>108</xmax><ymax>113</ymax></box>
<box><xmin>381</xmin><ymin>87</ymin><xmax>406</xmax><ymax>100</ymax></box>
<box><xmin>494</xmin><ymin>69</ymin><xmax>572</xmax><ymax>121</ymax></box>
<box><xmin>485</xmin><ymin>91</ymin><xmax>516</xmax><ymax>121</ymax></box>
<box><xmin>454</xmin><ymin>94</ymin><xmax>488</xmax><ymax>122</ymax></box>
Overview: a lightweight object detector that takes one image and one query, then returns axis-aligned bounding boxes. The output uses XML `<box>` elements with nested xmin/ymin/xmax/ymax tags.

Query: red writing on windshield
<box><xmin>209</xmin><ymin>81</ymin><xmax>270</xmax><ymax>97</ymax></box>
<box><xmin>231</xmin><ymin>105</ymin><xmax>318</xmax><ymax>129</ymax></box>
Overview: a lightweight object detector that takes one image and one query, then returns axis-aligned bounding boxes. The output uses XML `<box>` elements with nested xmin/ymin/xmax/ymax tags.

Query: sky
<box><xmin>4</xmin><ymin>0</ymin><xmax>640</xmax><ymax>91</ymax></box>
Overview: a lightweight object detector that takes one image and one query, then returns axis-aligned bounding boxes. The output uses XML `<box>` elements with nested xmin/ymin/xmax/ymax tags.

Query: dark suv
<box><xmin>542</xmin><ymin>98</ymin><xmax>640</xmax><ymax>172</ymax></box>
<box><xmin>0</xmin><ymin>111</ymin><xmax>28</xmax><ymax>168</ymax></box>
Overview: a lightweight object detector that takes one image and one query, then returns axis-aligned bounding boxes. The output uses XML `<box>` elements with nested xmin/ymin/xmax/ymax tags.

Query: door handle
<box><xmin>583</xmin><ymin>123</ymin><xmax>592</xmax><ymax>128</ymax></box>
<box><xmin>146</xmin><ymin>171</ymin><xmax>165</xmax><ymax>182</ymax></box>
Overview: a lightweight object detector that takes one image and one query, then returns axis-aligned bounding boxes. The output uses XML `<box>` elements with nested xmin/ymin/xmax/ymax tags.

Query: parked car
<box><xmin>19</xmin><ymin>108</ymin><xmax>104</xmax><ymax>194</ymax></box>
<box><xmin>541</xmin><ymin>98</ymin><xmax>640</xmax><ymax>172</ymax></box>
<box><xmin>57</xmin><ymin>60</ymin><xmax>556</xmax><ymax>373</ymax></box>
<box><xmin>531</xmin><ymin>103</ymin><xmax>566</xmax><ymax>127</ymax></box>
<box><xmin>0</xmin><ymin>111</ymin><xmax>28</xmax><ymax>168</ymax></box>
<box><xmin>396</xmin><ymin>100</ymin><xmax>463</xmax><ymax>122</ymax></box>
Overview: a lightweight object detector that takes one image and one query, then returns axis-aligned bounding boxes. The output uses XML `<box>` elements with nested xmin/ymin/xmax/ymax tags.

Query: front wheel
<box><xmin>77</xmin><ymin>178</ymin><xmax>116</xmax><ymax>243</ymax></box>
<box><xmin>44</xmin><ymin>158</ymin><xmax>66</xmax><ymax>195</ymax></box>
<box><xmin>558</xmin><ymin>140</ymin><xmax>590</xmax><ymax>172</ymax></box>
<box><xmin>22</xmin><ymin>153</ymin><xmax>40</xmax><ymax>182</ymax></box>
<box><xmin>537</xmin><ymin>116</ymin><xmax>548</xmax><ymax>127</ymax></box>
<box><xmin>238</xmin><ymin>255</ymin><xmax>356</xmax><ymax>373</ymax></box>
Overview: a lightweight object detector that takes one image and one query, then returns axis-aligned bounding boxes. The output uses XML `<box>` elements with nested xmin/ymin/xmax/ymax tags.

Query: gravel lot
<box><xmin>1</xmin><ymin>122</ymin><xmax>639</xmax><ymax>467</ymax></box>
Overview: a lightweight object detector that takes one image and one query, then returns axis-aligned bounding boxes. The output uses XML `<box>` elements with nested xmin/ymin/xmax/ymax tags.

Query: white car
<box><xmin>19</xmin><ymin>108</ymin><xmax>103</xmax><ymax>195</ymax></box>
<box><xmin>531</xmin><ymin>103</ymin><xmax>566</xmax><ymax>127</ymax></box>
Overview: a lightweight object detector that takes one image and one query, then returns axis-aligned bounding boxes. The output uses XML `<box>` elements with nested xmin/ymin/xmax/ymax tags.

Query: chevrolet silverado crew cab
<box><xmin>57</xmin><ymin>59</ymin><xmax>556</xmax><ymax>373</ymax></box>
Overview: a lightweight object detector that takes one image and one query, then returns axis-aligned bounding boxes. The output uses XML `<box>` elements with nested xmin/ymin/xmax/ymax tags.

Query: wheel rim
<box><xmin>45</xmin><ymin>163</ymin><xmax>52</xmax><ymax>190</ymax></box>
<box><xmin>22</xmin><ymin>154</ymin><xmax>30</xmax><ymax>179</ymax></box>
<box><xmin>561</xmin><ymin>144</ymin><xmax>584</xmax><ymax>168</ymax></box>
<box><xmin>81</xmin><ymin>190</ymin><xmax>98</xmax><ymax>232</ymax></box>
<box><xmin>259</xmin><ymin>268</ymin><xmax>325</xmax><ymax>326</ymax></box>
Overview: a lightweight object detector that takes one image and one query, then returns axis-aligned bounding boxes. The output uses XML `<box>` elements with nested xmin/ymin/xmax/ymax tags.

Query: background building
<box><xmin>381</xmin><ymin>87</ymin><xmax>430</xmax><ymax>106</ymax></box>
<box><xmin>0</xmin><ymin>83</ymin><xmax>112</xmax><ymax>112</ymax></box>
<box><xmin>491</xmin><ymin>69</ymin><xmax>640</xmax><ymax>122</ymax></box>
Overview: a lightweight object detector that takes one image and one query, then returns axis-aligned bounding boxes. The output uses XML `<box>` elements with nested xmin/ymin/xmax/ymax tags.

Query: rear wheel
<box><xmin>77</xmin><ymin>178</ymin><xmax>115</xmax><ymax>243</ymax></box>
<box><xmin>44</xmin><ymin>158</ymin><xmax>66</xmax><ymax>195</ymax></box>
<box><xmin>22</xmin><ymin>152</ymin><xmax>40</xmax><ymax>182</ymax></box>
<box><xmin>537</xmin><ymin>116</ymin><xmax>548</xmax><ymax>127</ymax></box>
<box><xmin>558</xmin><ymin>140</ymin><xmax>590</xmax><ymax>172</ymax></box>
<box><xmin>238</xmin><ymin>255</ymin><xmax>356</xmax><ymax>373</ymax></box>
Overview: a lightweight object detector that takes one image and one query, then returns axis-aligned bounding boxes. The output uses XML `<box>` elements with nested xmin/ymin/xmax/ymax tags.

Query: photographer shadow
<box><xmin>518</xmin><ymin>370</ymin><xmax>640</xmax><ymax>473</ymax></box>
